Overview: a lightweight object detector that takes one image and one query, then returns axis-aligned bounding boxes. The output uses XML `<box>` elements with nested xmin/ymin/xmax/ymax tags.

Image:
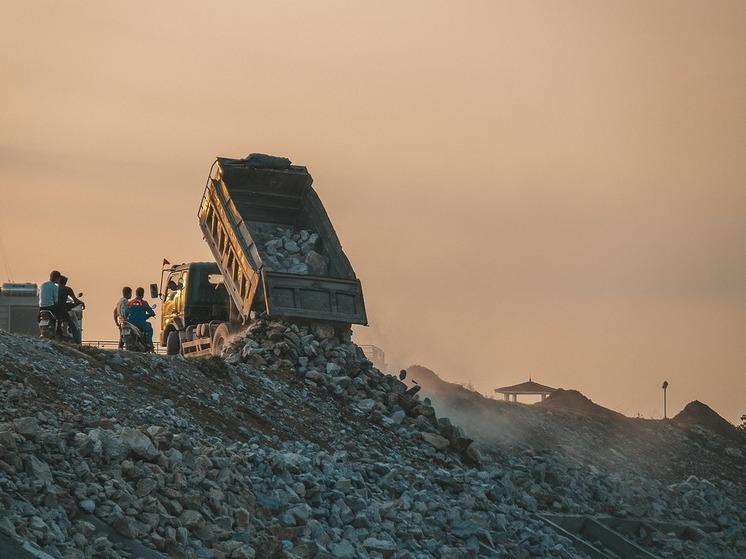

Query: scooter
<box><xmin>38</xmin><ymin>294</ymin><xmax>85</xmax><ymax>342</ymax></box>
<box><xmin>121</xmin><ymin>304</ymin><xmax>157</xmax><ymax>352</ymax></box>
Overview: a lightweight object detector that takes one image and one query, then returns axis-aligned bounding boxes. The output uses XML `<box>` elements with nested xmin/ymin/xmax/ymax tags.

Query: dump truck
<box><xmin>157</xmin><ymin>153</ymin><xmax>367</xmax><ymax>357</ymax></box>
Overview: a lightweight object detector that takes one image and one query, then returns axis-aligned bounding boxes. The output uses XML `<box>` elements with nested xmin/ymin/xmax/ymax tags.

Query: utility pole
<box><xmin>662</xmin><ymin>381</ymin><xmax>669</xmax><ymax>419</ymax></box>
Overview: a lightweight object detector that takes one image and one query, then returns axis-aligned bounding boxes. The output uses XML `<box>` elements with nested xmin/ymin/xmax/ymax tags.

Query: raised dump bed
<box><xmin>199</xmin><ymin>154</ymin><xmax>367</xmax><ymax>326</ymax></box>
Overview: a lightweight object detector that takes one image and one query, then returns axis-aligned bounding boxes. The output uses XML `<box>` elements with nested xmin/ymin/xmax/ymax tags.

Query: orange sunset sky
<box><xmin>1</xmin><ymin>2</ymin><xmax>745</xmax><ymax>423</ymax></box>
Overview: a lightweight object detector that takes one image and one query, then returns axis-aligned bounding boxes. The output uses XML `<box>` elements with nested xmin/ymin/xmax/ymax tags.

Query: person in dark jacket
<box><xmin>57</xmin><ymin>275</ymin><xmax>84</xmax><ymax>343</ymax></box>
<box><xmin>126</xmin><ymin>287</ymin><xmax>155</xmax><ymax>349</ymax></box>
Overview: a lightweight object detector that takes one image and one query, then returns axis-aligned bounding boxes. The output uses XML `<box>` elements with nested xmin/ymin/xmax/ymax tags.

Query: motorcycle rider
<box><xmin>113</xmin><ymin>286</ymin><xmax>132</xmax><ymax>349</ymax></box>
<box><xmin>57</xmin><ymin>275</ymin><xmax>84</xmax><ymax>343</ymax></box>
<box><xmin>38</xmin><ymin>270</ymin><xmax>61</xmax><ymax>338</ymax></box>
<box><xmin>126</xmin><ymin>287</ymin><xmax>156</xmax><ymax>350</ymax></box>
<box><xmin>39</xmin><ymin>270</ymin><xmax>61</xmax><ymax>314</ymax></box>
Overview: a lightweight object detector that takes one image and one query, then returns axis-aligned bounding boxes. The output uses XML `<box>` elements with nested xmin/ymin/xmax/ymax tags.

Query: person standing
<box><xmin>126</xmin><ymin>287</ymin><xmax>156</xmax><ymax>350</ymax></box>
<box><xmin>113</xmin><ymin>286</ymin><xmax>132</xmax><ymax>349</ymax></box>
<box><xmin>57</xmin><ymin>275</ymin><xmax>85</xmax><ymax>344</ymax></box>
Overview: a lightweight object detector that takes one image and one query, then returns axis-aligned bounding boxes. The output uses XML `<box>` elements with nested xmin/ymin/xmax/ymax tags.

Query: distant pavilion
<box><xmin>495</xmin><ymin>378</ymin><xmax>556</xmax><ymax>402</ymax></box>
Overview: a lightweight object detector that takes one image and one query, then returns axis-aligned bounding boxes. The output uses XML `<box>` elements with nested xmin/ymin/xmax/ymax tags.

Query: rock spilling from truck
<box><xmin>219</xmin><ymin>319</ymin><xmax>476</xmax><ymax>460</ymax></box>
<box><xmin>254</xmin><ymin>226</ymin><xmax>329</xmax><ymax>276</ymax></box>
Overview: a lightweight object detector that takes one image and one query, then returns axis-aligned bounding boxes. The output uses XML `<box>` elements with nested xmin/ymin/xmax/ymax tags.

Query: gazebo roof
<box><xmin>494</xmin><ymin>380</ymin><xmax>556</xmax><ymax>395</ymax></box>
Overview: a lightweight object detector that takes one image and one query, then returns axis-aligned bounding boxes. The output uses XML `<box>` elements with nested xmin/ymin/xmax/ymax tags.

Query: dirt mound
<box><xmin>672</xmin><ymin>400</ymin><xmax>740</xmax><ymax>440</ymax></box>
<box><xmin>406</xmin><ymin>364</ymin><xmax>444</xmax><ymax>387</ymax></box>
<box><xmin>536</xmin><ymin>388</ymin><xmax>627</xmax><ymax>421</ymax></box>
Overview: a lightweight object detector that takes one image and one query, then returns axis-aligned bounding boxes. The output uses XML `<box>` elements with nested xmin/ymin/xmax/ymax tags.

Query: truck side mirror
<box><xmin>150</xmin><ymin>283</ymin><xmax>159</xmax><ymax>299</ymax></box>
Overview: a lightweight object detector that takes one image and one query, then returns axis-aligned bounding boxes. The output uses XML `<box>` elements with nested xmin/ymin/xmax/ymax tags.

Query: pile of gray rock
<box><xmin>223</xmin><ymin>319</ymin><xmax>478</xmax><ymax>464</ymax></box>
<box><xmin>0</xmin><ymin>324</ymin><xmax>744</xmax><ymax>559</ymax></box>
<box><xmin>255</xmin><ymin>227</ymin><xmax>329</xmax><ymax>276</ymax></box>
<box><xmin>0</xmin><ymin>328</ymin><xmax>581</xmax><ymax>559</ymax></box>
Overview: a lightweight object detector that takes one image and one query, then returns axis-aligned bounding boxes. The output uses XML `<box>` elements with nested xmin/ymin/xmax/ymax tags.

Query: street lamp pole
<box><xmin>662</xmin><ymin>381</ymin><xmax>669</xmax><ymax>419</ymax></box>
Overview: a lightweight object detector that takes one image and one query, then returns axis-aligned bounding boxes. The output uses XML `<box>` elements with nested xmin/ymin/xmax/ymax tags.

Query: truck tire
<box><xmin>211</xmin><ymin>323</ymin><xmax>230</xmax><ymax>357</ymax></box>
<box><xmin>166</xmin><ymin>331</ymin><xmax>181</xmax><ymax>356</ymax></box>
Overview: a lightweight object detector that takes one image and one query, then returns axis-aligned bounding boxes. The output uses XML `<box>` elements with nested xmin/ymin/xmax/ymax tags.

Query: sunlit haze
<box><xmin>1</xmin><ymin>2</ymin><xmax>745</xmax><ymax>423</ymax></box>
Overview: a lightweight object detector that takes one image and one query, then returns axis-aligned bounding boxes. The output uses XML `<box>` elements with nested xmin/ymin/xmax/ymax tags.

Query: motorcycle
<box><xmin>121</xmin><ymin>303</ymin><xmax>157</xmax><ymax>352</ymax></box>
<box><xmin>38</xmin><ymin>309</ymin><xmax>59</xmax><ymax>339</ymax></box>
<box><xmin>38</xmin><ymin>294</ymin><xmax>84</xmax><ymax>342</ymax></box>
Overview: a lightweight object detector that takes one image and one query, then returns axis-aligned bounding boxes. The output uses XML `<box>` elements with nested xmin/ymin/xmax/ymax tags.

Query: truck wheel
<box><xmin>211</xmin><ymin>323</ymin><xmax>230</xmax><ymax>357</ymax></box>
<box><xmin>166</xmin><ymin>331</ymin><xmax>181</xmax><ymax>356</ymax></box>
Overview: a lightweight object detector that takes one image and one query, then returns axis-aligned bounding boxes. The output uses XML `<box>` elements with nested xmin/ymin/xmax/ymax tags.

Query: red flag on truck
<box><xmin>162</xmin><ymin>258</ymin><xmax>170</xmax><ymax>267</ymax></box>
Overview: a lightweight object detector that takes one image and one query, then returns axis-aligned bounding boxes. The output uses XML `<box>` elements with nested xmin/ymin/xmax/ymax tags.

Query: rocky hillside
<box><xmin>406</xmin><ymin>365</ymin><xmax>745</xmax><ymax>494</ymax></box>
<box><xmin>0</xmin><ymin>326</ymin><xmax>744</xmax><ymax>559</ymax></box>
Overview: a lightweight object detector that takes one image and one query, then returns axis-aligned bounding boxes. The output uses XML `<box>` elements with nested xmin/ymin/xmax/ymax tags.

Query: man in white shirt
<box><xmin>39</xmin><ymin>270</ymin><xmax>61</xmax><ymax>312</ymax></box>
<box><xmin>113</xmin><ymin>286</ymin><xmax>132</xmax><ymax>349</ymax></box>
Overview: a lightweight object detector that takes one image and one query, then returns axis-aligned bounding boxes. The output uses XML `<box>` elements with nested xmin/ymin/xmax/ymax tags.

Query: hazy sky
<box><xmin>2</xmin><ymin>2</ymin><xmax>745</xmax><ymax>423</ymax></box>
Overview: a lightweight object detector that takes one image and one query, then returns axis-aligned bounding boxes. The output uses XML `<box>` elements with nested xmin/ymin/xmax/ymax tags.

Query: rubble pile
<box><xmin>222</xmin><ymin>319</ymin><xmax>478</xmax><ymax>462</ymax></box>
<box><xmin>0</xmin><ymin>326</ymin><xmax>744</xmax><ymax>559</ymax></box>
<box><xmin>254</xmin><ymin>227</ymin><xmax>329</xmax><ymax>276</ymax></box>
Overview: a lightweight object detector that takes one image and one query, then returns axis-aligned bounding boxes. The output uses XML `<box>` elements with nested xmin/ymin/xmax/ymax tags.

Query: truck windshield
<box><xmin>187</xmin><ymin>265</ymin><xmax>228</xmax><ymax>306</ymax></box>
